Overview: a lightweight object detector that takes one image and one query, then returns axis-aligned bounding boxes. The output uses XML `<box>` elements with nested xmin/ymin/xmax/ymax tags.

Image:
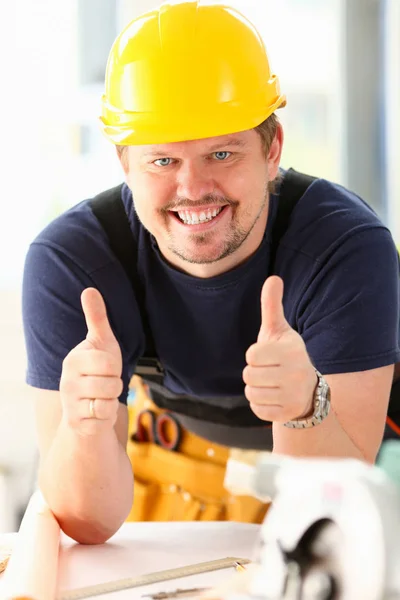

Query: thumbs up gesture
<box><xmin>243</xmin><ymin>276</ymin><xmax>317</xmax><ymax>423</ymax></box>
<box><xmin>60</xmin><ymin>288</ymin><xmax>123</xmax><ymax>436</ymax></box>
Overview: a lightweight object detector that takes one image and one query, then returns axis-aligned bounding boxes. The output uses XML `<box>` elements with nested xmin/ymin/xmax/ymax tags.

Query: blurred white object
<box><xmin>224</xmin><ymin>450</ymin><xmax>272</xmax><ymax>501</ymax></box>
<box><xmin>221</xmin><ymin>442</ymin><xmax>400</xmax><ymax>600</ymax></box>
<box><xmin>1</xmin><ymin>490</ymin><xmax>60</xmax><ymax>600</ymax></box>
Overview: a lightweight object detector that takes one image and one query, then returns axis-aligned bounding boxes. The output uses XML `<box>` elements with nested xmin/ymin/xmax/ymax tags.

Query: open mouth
<box><xmin>170</xmin><ymin>205</ymin><xmax>228</xmax><ymax>226</ymax></box>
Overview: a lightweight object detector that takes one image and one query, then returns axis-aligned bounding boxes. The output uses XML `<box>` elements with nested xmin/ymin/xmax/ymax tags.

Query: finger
<box><xmin>63</xmin><ymin>348</ymin><xmax>121</xmax><ymax>377</ymax></box>
<box><xmin>258</xmin><ymin>276</ymin><xmax>289</xmax><ymax>342</ymax></box>
<box><xmin>242</xmin><ymin>365</ymin><xmax>281</xmax><ymax>387</ymax></box>
<box><xmin>249</xmin><ymin>403</ymin><xmax>288</xmax><ymax>423</ymax></box>
<box><xmin>81</xmin><ymin>288</ymin><xmax>117</xmax><ymax>348</ymax></box>
<box><xmin>77</xmin><ymin>376</ymin><xmax>123</xmax><ymax>401</ymax></box>
<box><xmin>244</xmin><ymin>384</ymin><xmax>282</xmax><ymax>405</ymax></box>
<box><xmin>246</xmin><ymin>341</ymin><xmax>283</xmax><ymax>367</ymax></box>
<box><xmin>79</xmin><ymin>398</ymin><xmax>119</xmax><ymax>421</ymax></box>
<box><xmin>245</xmin><ymin>386</ymin><xmax>309</xmax><ymax>423</ymax></box>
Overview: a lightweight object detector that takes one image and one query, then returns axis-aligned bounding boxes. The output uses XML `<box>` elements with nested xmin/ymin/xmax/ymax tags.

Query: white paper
<box><xmin>0</xmin><ymin>520</ymin><xmax>260</xmax><ymax>600</ymax></box>
<box><xmin>57</xmin><ymin>522</ymin><xmax>260</xmax><ymax>599</ymax></box>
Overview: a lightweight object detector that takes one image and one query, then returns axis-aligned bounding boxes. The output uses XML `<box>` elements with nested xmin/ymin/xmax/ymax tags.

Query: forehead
<box><xmin>133</xmin><ymin>129</ymin><xmax>258</xmax><ymax>158</ymax></box>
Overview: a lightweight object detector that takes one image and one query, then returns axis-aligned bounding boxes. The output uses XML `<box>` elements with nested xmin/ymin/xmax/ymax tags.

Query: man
<box><xmin>22</xmin><ymin>0</ymin><xmax>400</xmax><ymax>544</ymax></box>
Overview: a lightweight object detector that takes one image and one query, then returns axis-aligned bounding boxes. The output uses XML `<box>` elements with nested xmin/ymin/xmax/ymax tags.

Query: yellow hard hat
<box><xmin>100</xmin><ymin>0</ymin><xmax>286</xmax><ymax>145</ymax></box>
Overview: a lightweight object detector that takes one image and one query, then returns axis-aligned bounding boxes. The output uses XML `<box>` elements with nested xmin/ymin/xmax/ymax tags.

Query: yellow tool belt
<box><xmin>126</xmin><ymin>376</ymin><xmax>269</xmax><ymax>523</ymax></box>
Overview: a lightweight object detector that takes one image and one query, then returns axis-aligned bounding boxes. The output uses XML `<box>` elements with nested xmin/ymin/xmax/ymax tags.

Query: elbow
<box><xmin>75</xmin><ymin>530</ymin><xmax>115</xmax><ymax>546</ymax></box>
<box><xmin>60</xmin><ymin>520</ymin><xmax>120</xmax><ymax>545</ymax></box>
<box><xmin>56</xmin><ymin>514</ymin><xmax>124</xmax><ymax>545</ymax></box>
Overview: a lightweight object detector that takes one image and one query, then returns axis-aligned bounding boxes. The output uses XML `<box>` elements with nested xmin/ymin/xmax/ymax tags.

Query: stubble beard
<box><xmin>166</xmin><ymin>191</ymin><xmax>269</xmax><ymax>265</ymax></box>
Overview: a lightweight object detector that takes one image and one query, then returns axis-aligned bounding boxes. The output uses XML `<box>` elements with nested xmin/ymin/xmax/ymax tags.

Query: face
<box><xmin>119</xmin><ymin>126</ymin><xmax>283</xmax><ymax>277</ymax></box>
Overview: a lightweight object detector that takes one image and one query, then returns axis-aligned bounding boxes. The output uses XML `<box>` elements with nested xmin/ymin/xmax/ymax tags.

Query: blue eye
<box><xmin>154</xmin><ymin>157</ymin><xmax>173</xmax><ymax>166</ymax></box>
<box><xmin>214</xmin><ymin>151</ymin><xmax>231</xmax><ymax>160</ymax></box>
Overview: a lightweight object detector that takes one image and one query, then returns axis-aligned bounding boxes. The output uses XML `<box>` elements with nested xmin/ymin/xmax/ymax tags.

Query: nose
<box><xmin>176</xmin><ymin>161</ymin><xmax>215</xmax><ymax>200</ymax></box>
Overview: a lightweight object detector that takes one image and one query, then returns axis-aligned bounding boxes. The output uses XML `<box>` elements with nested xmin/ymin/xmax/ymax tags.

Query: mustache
<box><xmin>163</xmin><ymin>194</ymin><xmax>238</xmax><ymax>212</ymax></box>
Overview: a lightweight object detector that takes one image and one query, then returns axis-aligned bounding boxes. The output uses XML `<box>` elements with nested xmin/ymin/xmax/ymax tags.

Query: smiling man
<box><xmin>22</xmin><ymin>0</ymin><xmax>400</xmax><ymax>544</ymax></box>
<box><xmin>121</xmin><ymin>129</ymin><xmax>279</xmax><ymax>276</ymax></box>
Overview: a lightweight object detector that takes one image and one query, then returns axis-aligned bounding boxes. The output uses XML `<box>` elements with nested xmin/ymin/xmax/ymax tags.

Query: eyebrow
<box><xmin>208</xmin><ymin>138</ymin><xmax>247</xmax><ymax>151</ymax></box>
<box><xmin>142</xmin><ymin>138</ymin><xmax>247</xmax><ymax>157</ymax></box>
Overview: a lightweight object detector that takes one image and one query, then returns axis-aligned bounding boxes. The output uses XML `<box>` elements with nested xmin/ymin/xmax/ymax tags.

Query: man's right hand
<box><xmin>59</xmin><ymin>288</ymin><xmax>123</xmax><ymax>436</ymax></box>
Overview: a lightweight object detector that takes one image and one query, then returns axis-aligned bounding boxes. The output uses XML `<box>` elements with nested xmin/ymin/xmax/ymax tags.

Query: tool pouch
<box><xmin>126</xmin><ymin>376</ymin><xmax>269</xmax><ymax>523</ymax></box>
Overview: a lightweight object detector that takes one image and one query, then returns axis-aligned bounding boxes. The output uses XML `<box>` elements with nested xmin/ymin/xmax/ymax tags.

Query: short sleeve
<box><xmin>296</xmin><ymin>227</ymin><xmax>400</xmax><ymax>374</ymax></box>
<box><xmin>22</xmin><ymin>241</ymin><xmax>133</xmax><ymax>404</ymax></box>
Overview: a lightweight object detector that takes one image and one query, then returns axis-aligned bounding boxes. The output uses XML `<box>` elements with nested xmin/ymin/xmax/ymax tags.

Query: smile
<box><xmin>170</xmin><ymin>205</ymin><xmax>227</xmax><ymax>226</ymax></box>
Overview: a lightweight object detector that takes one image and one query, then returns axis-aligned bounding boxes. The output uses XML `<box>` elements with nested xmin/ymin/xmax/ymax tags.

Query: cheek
<box><xmin>234</xmin><ymin>180</ymin><xmax>267</xmax><ymax>216</ymax></box>
<box><xmin>126</xmin><ymin>173</ymin><xmax>173</xmax><ymax>223</ymax></box>
<box><xmin>226</xmin><ymin>165</ymin><xmax>267</xmax><ymax>200</ymax></box>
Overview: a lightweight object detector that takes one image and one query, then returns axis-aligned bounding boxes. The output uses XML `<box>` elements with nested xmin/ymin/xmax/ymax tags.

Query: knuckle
<box><xmin>245</xmin><ymin>345</ymin><xmax>256</xmax><ymax>365</ymax></box>
<box><xmin>62</xmin><ymin>351</ymin><xmax>75</xmax><ymax>372</ymax></box>
<box><xmin>116</xmin><ymin>378</ymin><xmax>124</xmax><ymax>398</ymax></box>
<box><xmin>250</xmin><ymin>403</ymin><xmax>284</xmax><ymax>423</ymax></box>
<box><xmin>60</xmin><ymin>376</ymin><xmax>76</xmax><ymax>397</ymax></box>
<box><xmin>101</xmin><ymin>377</ymin><xmax>123</xmax><ymax>399</ymax></box>
<box><xmin>102</xmin><ymin>354</ymin><xmax>119</xmax><ymax>376</ymax></box>
<box><xmin>242</xmin><ymin>365</ymin><xmax>250</xmax><ymax>384</ymax></box>
<box><xmin>249</xmin><ymin>403</ymin><xmax>269</xmax><ymax>421</ymax></box>
<box><xmin>244</xmin><ymin>384</ymin><xmax>257</xmax><ymax>403</ymax></box>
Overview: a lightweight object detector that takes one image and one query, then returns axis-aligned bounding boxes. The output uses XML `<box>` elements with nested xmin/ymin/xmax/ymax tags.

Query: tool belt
<box><xmin>125</xmin><ymin>376</ymin><xmax>270</xmax><ymax>523</ymax></box>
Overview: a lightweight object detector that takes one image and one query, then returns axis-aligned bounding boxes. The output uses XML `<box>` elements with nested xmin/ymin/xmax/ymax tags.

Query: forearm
<box><xmin>38</xmin><ymin>421</ymin><xmax>134</xmax><ymax>544</ymax></box>
<box><xmin>272</xmin><ymin>367</ymin><xmax>393</xmax><ymax>463</ymax></box>
<box><xmin>272</xmin><ymin>409</ymin><xmax>368</xmax><ymax>462</ymax></box>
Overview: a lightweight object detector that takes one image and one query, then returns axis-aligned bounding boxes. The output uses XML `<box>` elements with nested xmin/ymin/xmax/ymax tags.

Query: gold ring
<box><xmin>89</xmin><ymin>399</ymin><xmax>96</xmax><ymax>419</ymax></box>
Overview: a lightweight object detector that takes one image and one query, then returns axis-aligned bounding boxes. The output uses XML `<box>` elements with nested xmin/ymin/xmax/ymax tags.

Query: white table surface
<box><xmin>0</xmin><ymin>521</ymin><xmax>261</xmax><ymax>599</ymax></box>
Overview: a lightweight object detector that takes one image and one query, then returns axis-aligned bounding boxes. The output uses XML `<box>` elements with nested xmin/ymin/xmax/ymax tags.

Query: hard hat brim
<box><xmin>100</xmin><ymin>95</ymin><xmax>286</xmax><ymax>146</ymax></box>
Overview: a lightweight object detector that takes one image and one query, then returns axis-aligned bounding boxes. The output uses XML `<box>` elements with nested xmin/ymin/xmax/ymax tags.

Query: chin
<box><xmin>173</xmin><ymin>245</ymin><xmax>233</xmax><ymax>265</ymax></box>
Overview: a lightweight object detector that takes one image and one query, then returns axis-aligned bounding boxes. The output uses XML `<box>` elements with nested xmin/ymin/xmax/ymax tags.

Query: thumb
<box><xmin>81</xmin><ymin>288</ymin><xmax>118</xmax><ymax>348</ymax></box>
<box><xmin>258</xmin><ymin>276</ymin><xmax>290</xmax><ymax>342</ymax></box>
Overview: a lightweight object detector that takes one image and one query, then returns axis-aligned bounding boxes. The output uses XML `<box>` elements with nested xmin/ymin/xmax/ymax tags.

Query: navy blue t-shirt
<box><xmin>22</xmin><ymin>176</ymin><xmax>400</xmax><ymax>449</ymax></box>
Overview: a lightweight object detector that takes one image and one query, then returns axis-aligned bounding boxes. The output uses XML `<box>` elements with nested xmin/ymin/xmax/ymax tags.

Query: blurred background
<box><xmin>0</xmin><ymin>0</ymin><xmax>399</xmax><ymax>531</ymax></box>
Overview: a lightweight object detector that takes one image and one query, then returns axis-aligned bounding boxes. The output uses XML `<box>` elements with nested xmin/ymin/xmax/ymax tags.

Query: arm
<box><xmin>22</xmin><ymin>228</ymin><xmax>143</xmax><ymax>543</ymax></box>
<box><xmin>244</xmin><ymin>275</ymin><xmax>398</xmax><ymax>463</ymax></box>
<box><xmin>272</xmin><ymin>365</ymin><xmax>394</xmax><ymax>463</ymax></box>
<box><xmin>244</xmin><ymin>222</ymin><xmax>399</xmax><ymax>462</ymax></box>
<box><xmin>34</xmin><ymin>388</ymin><xmax>133</xmax><ymax>545</ymax></box>
<box><xmin>29</xmin><ymin>286</ymin><xmax>135</xmax><ymax>545</ymax></box>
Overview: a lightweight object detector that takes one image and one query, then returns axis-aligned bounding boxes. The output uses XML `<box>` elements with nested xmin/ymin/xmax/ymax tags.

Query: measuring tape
<box><xmin>59</xmin><ymin>556</ymin><xmax>250</xmax><ymax>600</ymax></box>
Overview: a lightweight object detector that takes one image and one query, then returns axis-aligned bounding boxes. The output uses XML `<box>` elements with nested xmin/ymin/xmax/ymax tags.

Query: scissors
<box><xmin>134</xmin><ymin>409</ymin><xmax>182</xmax><ymax>451</ymax></box>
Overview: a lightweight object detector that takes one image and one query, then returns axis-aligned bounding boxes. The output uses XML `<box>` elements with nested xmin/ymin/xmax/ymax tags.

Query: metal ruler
<box><xmin>59</xmin><ymin>556</ymin><xmax>250</xmax><ymax>600</ymax></box>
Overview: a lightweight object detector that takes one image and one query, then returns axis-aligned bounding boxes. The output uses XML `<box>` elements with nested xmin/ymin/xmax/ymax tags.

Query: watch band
<box><xmin>284</xmin><ymin>369</ymin><xmax>331</xmax><ymax>429</ymax></box>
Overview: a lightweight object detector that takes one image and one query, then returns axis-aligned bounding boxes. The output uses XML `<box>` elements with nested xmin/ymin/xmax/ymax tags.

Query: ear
<box><xmin>267</xmin><ymin>122</ymin><xmax>284</xmax><ymax>182</ymax></box>
<box><xmin>116</xmin><ymin>145</ymin><xmax>129</xmax><ymax>176</ymax></box>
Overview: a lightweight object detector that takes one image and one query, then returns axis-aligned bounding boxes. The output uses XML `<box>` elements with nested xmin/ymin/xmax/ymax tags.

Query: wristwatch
<box><xmin>284</xmin><ymin>369</ymin><xmax>331</xmax><ymax>429</ymax></box>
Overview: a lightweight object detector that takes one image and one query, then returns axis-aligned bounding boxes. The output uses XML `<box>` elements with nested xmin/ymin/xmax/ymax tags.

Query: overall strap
<box><xmin>90</xmin><ymin>186</ymin><xmax>164</xmax><ymax>383</ymax></box>
<box><xmin>269</xmin><ymin>168</ymin><xmax>316</xmax><ymax>272</ymax></box>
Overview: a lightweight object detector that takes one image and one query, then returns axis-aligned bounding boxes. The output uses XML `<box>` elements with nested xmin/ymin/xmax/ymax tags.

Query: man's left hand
<box><xmin>243</xmin><ymin>276</ymin><xmax>318</xmax><ymax>423</ymax></box>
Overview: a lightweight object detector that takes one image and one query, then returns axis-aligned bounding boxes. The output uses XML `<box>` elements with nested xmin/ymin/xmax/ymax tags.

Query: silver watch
<box><xmin>284</xmin><ymin>369</ymin><xmax>331</xmax><ymax>429</ymax></box>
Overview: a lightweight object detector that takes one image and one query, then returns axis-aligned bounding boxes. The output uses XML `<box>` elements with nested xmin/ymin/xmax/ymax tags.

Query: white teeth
<box><xmin>188</xmin><ymin>211</ymin><xmax>199</xmax><ymax>224</ymax></box>
<box><xmin>177</xmin><ymin>206</ymin><xmax>223</xmax><ymax>225</ymax></box>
